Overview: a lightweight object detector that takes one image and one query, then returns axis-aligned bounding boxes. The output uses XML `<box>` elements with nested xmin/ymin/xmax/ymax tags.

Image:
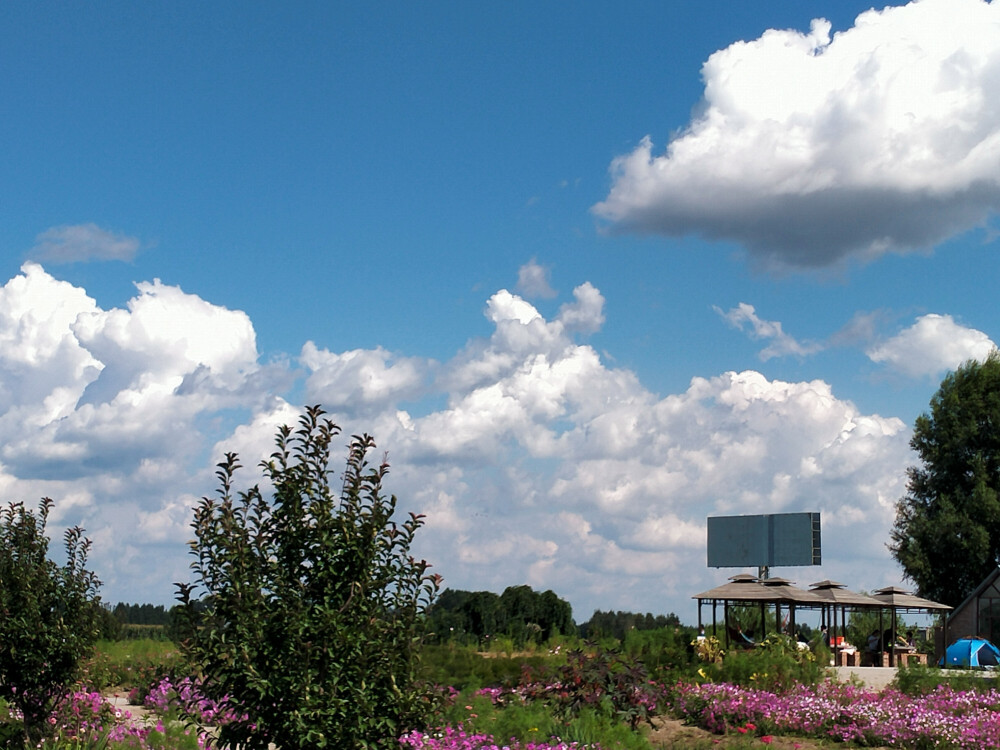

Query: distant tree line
<box><xmin>92</xmin><ymin>602</ymin><xmax>182</xmax><ymax>641</ymax></box>
<box><xmin>424</xmin><ymin>585</ymin><xmax>575</xmax><ymax>645</ymax></box>
<box><xmin>577</xmin><ymin>610</ymin><xmax>681</xmax><ymax>641</ymax></box>
<box><xmin>110</xmin><ymin>602</ymin><xmax>173</xmax><ymax>625</ymax></box>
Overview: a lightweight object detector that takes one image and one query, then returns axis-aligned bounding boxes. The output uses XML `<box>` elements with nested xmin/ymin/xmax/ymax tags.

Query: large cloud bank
<box><xmin>594</xmin><ymin>0</ymin><xmax>1000</xmax><ymax>269</ymax></box>
<box><xmin>0</xmin><ymin>263</ymin><xmax>916</xmax><ymax>620</ymax></box>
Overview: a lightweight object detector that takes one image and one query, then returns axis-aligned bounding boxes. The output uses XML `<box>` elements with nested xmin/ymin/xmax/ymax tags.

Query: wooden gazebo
<box><xmin>694</xmin><ymin>575</ymin><xmax>953</xmax><ymax>665</ymax></box>
<box><xmin>693</xmin><ymin>574</ymin><xmax>825</xmax><ymax>648</ymax></box>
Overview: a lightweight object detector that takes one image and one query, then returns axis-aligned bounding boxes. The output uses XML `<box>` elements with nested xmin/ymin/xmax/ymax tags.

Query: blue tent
<box><xmin>943</xmin><ymin>637</ymin><xmax>1000</xmax><ymax>668</ymax></box>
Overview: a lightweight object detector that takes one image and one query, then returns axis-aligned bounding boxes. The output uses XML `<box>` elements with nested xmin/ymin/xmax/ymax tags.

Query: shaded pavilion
<box><xmin>694</xmin><ymin>576</ymin><xmax>953</xmax><ymax>665</ymax></box>
<box><xmin>871</xmin><ymin>586</ymin><xmax>952</xmax><ymax>666</ymax></box>
<box><xmin>808</xmin><ymin>580</ymin><xmax>885</xmax><ymax>663</ymax></box>
<box><xmin>693</xmin><ymin>574</ymin><xmax>825</xmax><ymax>648</ymax></box>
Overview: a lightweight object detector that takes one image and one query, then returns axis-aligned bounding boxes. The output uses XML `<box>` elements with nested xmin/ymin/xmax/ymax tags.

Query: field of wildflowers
<box><xmin>663</xmin><ymin>680</ymin><xmax>1000</xmax><ymax>748</ymax></box>
<box><xmin>7</xmin><ymin>638</ymin><xmax>1000</xmax><ymax>748</ymax></box>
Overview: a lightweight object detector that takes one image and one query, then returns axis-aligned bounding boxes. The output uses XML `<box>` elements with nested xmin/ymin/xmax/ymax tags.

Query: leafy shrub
<box><xmin>623</xmin><ymin>626</ymin><xmax>697</xmax><ymax>676</ymax></box>
<box><xmin>0</xmin><ymin>499</ymin><xmax>102</xmax><ymax>745</ymax></box>
<box><xmin>706</xmin><ymin>633</ymin><xmax>825</xmax><ymax>692</ymax></box>
<box><xmin>893</xmin><ymin>661</ymin><xmax>1000</xmax><ymax>695</ymax></box>
<box><xmin>176</xmin><ymin>406</ymin><xmax>441</xmax><ymax>749</ymax></box>
<box><xmin>548</xmin><ymin>645</ymin><xmax>653</xmax><ymax>730</ymax></box>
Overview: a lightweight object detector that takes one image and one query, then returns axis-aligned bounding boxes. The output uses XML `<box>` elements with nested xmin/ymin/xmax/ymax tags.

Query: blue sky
<box><xmin>2</xmin><ymin>0</ymin><xmax>999</xmax><ymax>623</ymax></box>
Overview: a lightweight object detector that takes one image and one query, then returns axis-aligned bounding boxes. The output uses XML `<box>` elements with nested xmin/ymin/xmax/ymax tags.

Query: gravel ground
<box><xmin>831</xmin><ymin>665</ymin><xmax>901</xmax><ymax>691</ymax></box>
<box><xmin>106</xmin><ymin>692</ymin><xmax>155</xmax><ymax>725</ymax></box>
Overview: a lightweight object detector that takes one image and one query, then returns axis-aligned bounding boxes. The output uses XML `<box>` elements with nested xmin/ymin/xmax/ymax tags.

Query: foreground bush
<box><xmin>176</xmin><ymin>406</ymin><xmax>441</xmax><ymax>749</ymax></box>
<box><xmin>0</xmin><ymin>499</ymin><xmax>102</xmax><ymax>745</ymax></box>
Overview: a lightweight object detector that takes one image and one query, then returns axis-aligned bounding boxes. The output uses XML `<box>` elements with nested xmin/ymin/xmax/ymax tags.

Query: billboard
<box><xmin>707</xmin><ymin>512</ymin><xmax>821</xmax><ymax>568</ymax></box>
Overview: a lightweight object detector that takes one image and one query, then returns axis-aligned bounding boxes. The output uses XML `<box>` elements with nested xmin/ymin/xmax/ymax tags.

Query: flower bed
<box><xmin>28</xmin><ymin>689</ymin><xmax>206</xmax><ymax>749</ymax></box>
<box><xmin>2</xmin><ymin>678</ymin><xmax>244</xmax><ymax>749</ymax></box>
<box><xmin>14</xmin><ymin>673</ymin><xmax>1000</xmax><ymax>749</ymax></box>
<box><xmin>664</xmin><ymin>680</ymin><xmax>1000</xmax><ymax>748</ymax></box>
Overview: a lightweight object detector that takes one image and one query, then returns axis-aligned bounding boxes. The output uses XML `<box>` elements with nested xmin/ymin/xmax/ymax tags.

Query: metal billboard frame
<box><xmin>707</xmin><ymin>512</ymin><xmax>821</xmax><ymax>571</ymax></box>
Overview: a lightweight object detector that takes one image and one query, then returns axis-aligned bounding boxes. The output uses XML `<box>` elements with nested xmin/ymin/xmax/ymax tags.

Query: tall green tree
<box><xmin>176</xmin><ymin>406</ymin><xmax>441</xmax><ymax>749</ymax></box>
<box><xmin>0</xmin><ymin>499</ymin><xmax>102</xmax><ymax>745</ymax></box>
<box><xmin>891</xmin><ymin>352</ymin><xmax>1000</xmax><ymax>607</ymax></box>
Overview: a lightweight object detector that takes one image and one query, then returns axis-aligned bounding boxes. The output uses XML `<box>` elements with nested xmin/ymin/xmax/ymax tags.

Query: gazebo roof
<box><xmin>760</xmin><ymin>577</ymin><xmax>826</xmax><ymax>604</ymax></box>
<box><xmin>871</xmin><ymin>586</ymin><xmax>952</xmax><ymax>612</ymax></box>
<box><xmin>693</xmin><ymin>575</ymin><xmax>824</xmax><ymax>604</ymax></box>
<box><xmin>693</xmin><ymin>577</ymin><xmax>951</xmax><ymax>611</ymax></box>
<box><xmin>808</xmin><ymin>580</ymin><xmax>885</xmax><ymax>607</ymax></box>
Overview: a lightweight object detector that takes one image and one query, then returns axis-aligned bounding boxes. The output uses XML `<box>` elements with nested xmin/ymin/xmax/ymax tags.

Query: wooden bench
<box><xmin>897</xmin><ymin>650</ymin><xmax>927</xmax><ymax>666</ymax></box>
<box><xmin>836</xmin><ymin>649</ymin><xmax>858</xmax><ymax>667</ymax></box>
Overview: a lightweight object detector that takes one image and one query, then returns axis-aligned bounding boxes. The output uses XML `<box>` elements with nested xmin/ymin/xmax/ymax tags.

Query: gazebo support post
<box><xmin>878</xmin><ymin>609</ymin><xmax>884</xmax><ymax>667</ymax></box>
<box><xmin>724</xmin><ymin>602</ymin><xmax>729</xmax><ymax>649</ymax></box>
<box><xmin>831</xmin><ymin>604</ymin><xmax>838</xmax><ymax>663</ymax></box>
<box><xmin>889</xmin><ymin>606</ymin><xmax>897</xmax><ymax>667</ymax></box>
<box><xmin>841</xmin><ymin>606</ymin><xmax>847</xmax><ymax>663</ymax></box>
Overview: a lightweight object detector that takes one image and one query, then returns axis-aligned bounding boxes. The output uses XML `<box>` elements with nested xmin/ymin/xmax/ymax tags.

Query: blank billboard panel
<box><xmin>707</xmin><ymin>512</ymin><xmax>821</xmax><ymax>568</ymax></box>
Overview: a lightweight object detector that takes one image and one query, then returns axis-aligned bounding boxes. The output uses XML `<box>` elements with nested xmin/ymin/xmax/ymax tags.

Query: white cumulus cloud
<box><xmin>867</xmin><ymin>313</ymin><xmax>996</xmax><ymax>378</ymax></box>
<box><xmin>0</xmin><ymin>263</ymin><xmax>920</xmax><ymax>620</ymax></box>
<box><xmin>0</xmin><ymin>263</ymin><xmax>288</xmax><ymax>597</ymax></box>
<box><xmin>593</xmin><ymin>0</ymin><xmax>1000</xmax><ymax>269</ymax></box>
<box><xmin>301</xmin><ymin>343</ymin><xmax>430</xmax><ymax>417</ymax></box>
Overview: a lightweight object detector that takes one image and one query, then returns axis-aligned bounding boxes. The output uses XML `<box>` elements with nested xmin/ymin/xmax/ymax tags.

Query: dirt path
<box><xmin>647</xmin><ymin>716</ymin><xmax>890</xmax><ymax>749</ymax></box>
<box><xmin>105</xmin><ymin>690</ymin><xmax>156</xmax><ymax>726</ymax></box>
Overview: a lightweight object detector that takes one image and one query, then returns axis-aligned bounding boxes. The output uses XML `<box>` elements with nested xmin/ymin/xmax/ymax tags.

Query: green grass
<box><xmin>436</xmin><ymin>689</ymin><xmax>657</xmax><ymax>750</ymax></box>
<box><xmin>418</xmin><ymin>643</ymin><xmax>555</xmax><ymax>690</ymax></box>
<box><xmin>80</xmin><ymin>639</ymin><xmax>188</xmax><ymax>692</ymax></box>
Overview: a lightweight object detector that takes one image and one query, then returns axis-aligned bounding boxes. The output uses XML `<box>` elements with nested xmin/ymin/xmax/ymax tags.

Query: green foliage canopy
<box><xmin>176</xmin><ymin>406</ymin><xmax>441</xmax><ymax>749</ymax></box>
<box><xmin>578</xmin><ymin>610</ymin><xmax>680</xmax><ymax>641</ymax></box>
<box><xmin>425</xmin><ymin>585</ymin><xmax>574</xmax><ymax>645</ymax></box>
<box><xmin>0</xmin><ymin>499</ymin><xmax>102</xmax><ymax>745</ymax></box>
<box><xmin>891</xmin><ymin>352</ymin><xmax>1000</xmax><ymax>607</ymax></box>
